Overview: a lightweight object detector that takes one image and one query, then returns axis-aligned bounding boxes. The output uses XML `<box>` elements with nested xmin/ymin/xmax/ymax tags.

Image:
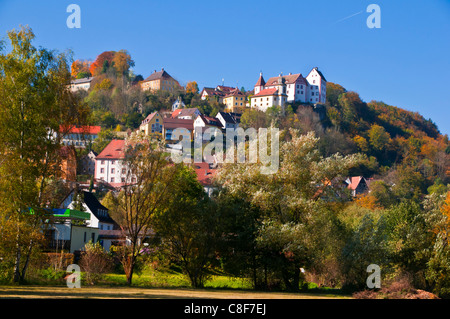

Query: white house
<box><xmin>251</xmin><ymin>77</ymin><xmax>288</xmax><ymax>112</ymax></box>
<box><xmin>172</xmin><ymin>96</ymin><xmax>186</xmax><ymax>111</ymax></box>
<box><xmin>46</xmin><ymin>208</ymin><xmax>99</xmax><ymax>253</ymax></box>
<box><xmin>305</xmin><ymin>67</ymin><xmax>327</xmax><ymax>104</ymax></box>
<box><xmin>69</xmin><ymin>77</ymin><xmax>94</xmax><ymax>92</ymax></box>
<box><xmin>95</xmin><ymin>139</ymin><xmax>130</xmax><ymax>188</ymax></box>
<box><xmin>60</xmin><ymin>190</ymin><xmax>118</xmax><ymax>251</ymax></box>
<box><xmin>215</xmin><ymin>112</ymin><xmax>241</xmax><ymax>130</ymax></box>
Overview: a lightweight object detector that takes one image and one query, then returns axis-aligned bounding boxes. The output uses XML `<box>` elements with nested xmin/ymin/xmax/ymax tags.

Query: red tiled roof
<box><xmin>265</xmin><ymin>74</ymin><xmax>305</xmax><ymax>86</ymax></box>
<box><xmin>163</xmin><ymin>118</ymin><xmax>194</xmax><ymax>130</ymax></box>
<box><xmin>255</xmin><ymin>74</ymin><xmax>266</xmax><ymax>87</ymax></box>
<box><xmin>224</xmin><ymin>88</ymin><xmax>245</xmax><ymax>98</ymax></box>
<box><xmin>171</xmin><ymin>109</ymin><xmax>183</xmax><ymax>118</ymax></box>
<box><xmin>171</xmin><ymin>108</ymin><xmax>200</xmax><ymax>118</ymax></box>
<box><xmin>96</xmin><ymin>139</ymin><xmax>126</xmax><ymax>160</ymax></box>
<box><xmin>347</xmin><ymin>176</ymin><xmax>363</xmax><ymax>190</ymax></box>
<box><xmin>216</xmin><ymin>85</ymin><xmax>236</xmax><ymax>93</ymax></box>
<box><xmin>60</xmin><ymin>125</ymin><xmax>101</xmax><ymax>135</ymax></box>
<box><xmin>194</xmin><ymin>162</ymin><xmax>216</xmax><ymax>186</ymax></box>
<box><xmin>252</xmin><ymin>88</ymin><xmax>278</xmax><ymax>97</ymax></box>
<box><xmin>201</xmin><ymin>87</ymin><xmax>226</xmax><ymax>98</ymax></box>
<box><xmin>141</xmin><ymin>112</ymin><xmax>159</xmax><ymax>125</ymax></box>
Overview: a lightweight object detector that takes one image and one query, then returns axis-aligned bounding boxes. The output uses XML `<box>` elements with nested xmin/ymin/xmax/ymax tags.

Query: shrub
<box><xmin>79</xmin><ymin>242</ymin><xmax>113</xmax><ymax>285</ymax></box>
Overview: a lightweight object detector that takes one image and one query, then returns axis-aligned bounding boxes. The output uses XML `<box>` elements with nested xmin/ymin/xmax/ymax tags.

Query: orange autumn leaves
<box><xmin>71</xmin><ymin>50</ymin><xmax>134</xmax><ymax>79</ymax></box>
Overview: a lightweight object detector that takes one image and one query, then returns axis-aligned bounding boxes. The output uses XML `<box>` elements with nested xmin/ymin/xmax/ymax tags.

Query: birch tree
<box><xmin>0</xmin><ymin>26</ymin><xmax>89</xmax><ymax>282</ymax></box>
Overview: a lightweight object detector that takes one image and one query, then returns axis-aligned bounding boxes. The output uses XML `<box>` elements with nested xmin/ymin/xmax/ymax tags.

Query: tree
<box><xmin>106</xmin><ymin>132</ymin><xmax>179</xmax><ymax>285</ymax></box>
<box><xmin>325</xmin><ymin>82</ymin><xmax>346</xmax><ymax>108</ymax></box>
<box><xmin>216</xmin><ymin>130</ymin><xmax>364</xmax><ymax>289</ymax></box>
<box><xmin>71</xmin><ymin>59</ymin><xmax>91</xmax><ymax>78</ymax></box>
<box><xmin>89</xmin><ymin>51</ymin><xmax>115</xmax><ymax>76</ymax></box>
<box><xmin>185</xmin><ymin>81</ymin><xmax>199</xmax><ymax>94</ymax></box>
<box><xmin>0</xmin><ymin>26</ymin><xmax>89</xmax><ymax>282</ymax></box>
<box><xmin>112</xmin><ymin>50</ymin><xmax>134</xmax><ymax>76</ymax></box>
<box><xmin>152</xmin><ymin>165</ymin><xmax>218</xmax><ymax>288</ymax></box>
<box><xmin>368</xmin><ymin>124</ymin><xmax>391</xmax><ymax>152</ymax></box>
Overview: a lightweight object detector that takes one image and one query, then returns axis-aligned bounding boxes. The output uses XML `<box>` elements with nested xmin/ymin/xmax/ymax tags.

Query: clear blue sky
<box><xmin>1</xmin><ymin>0</ymin><xmax>449</xmax><ymax>135</ymax></box>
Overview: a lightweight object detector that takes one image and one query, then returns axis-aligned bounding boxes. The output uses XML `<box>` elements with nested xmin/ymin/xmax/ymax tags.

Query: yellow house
<box><xmin>223</xmin><ymin>88</ymin><xmax>247</xmax><ymax>112</ymax></box>
<box><xmin>140</xmin><ymin>68</ymin><xmax>182</xmax><ymax>92</ymax></box>
<box><xmin>139</xmin><ymin>111</ymin><xmax>163</xmax><ymax>135</ymax></box>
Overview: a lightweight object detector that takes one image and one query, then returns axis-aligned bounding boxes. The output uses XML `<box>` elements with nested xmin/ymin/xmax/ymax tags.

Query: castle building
<box><xmin>252</xmin><ymin>67</ymin><xmax>327</xmax><ymax>111</ymax></box>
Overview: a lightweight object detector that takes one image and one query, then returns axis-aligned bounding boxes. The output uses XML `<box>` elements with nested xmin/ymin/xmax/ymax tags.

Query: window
<box><xmin>91</xmin><ymin>233</ymin><xmax>95</xmax><ymax>243</ymax></box>
<box><xmin>101</xmin><ymin>160</ymin><xmax>105</xmax><ymax>165</ymax></box>
<box><xmin>297</xmin><ymin>85</ymin><xmax>299</xmax><ymax>88</ymax></box>
<box><xmin>297</xmin><ymin>90</ymin><xmax>299</xmax><ymax>94</ymax></box>
<box><xmin>111</xmin><ymin>168</ymin><xmax>115</xmax><ymax>174</ymax></box>
<box><xmin>111</xmin><ymin>160</ymin><xmax>115</xmax><ymax>165</ymax></box>
<box><xmin>121</xmin><ymin>177</ymin><xmax>125</xmax><ymax>183</ymax></box>
<box><xmin>100</xmin><ymin>168</ymin><xmax>104</xmax><ymax>173</ymax></box>
<box><xmin>84</xmin><ymin>232</ymin><xmax>87</xmax><ymax>242</ymax></box>
<box><xmin>301</xmin><ymin>91</ymin><xmax>303</xmax><ymax>94</ymax></box>
<box><xmin>312</xmin><ymin>92</ymin><xmax>314</xmax><ymax>96</ymax></box>
<box><xmin>111</xmin><ymin>177</ymin><xmax>114</xmax><ymax>183</ymax></box>
<box><xmin>122</xmin><ymin>168</ymin><xmax>126</xmax><ymax>174</ymax></box>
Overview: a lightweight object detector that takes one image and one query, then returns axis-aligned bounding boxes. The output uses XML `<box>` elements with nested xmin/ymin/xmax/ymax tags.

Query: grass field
<box><xmin>0</xmin><ymin>285</ymin><xmax>351</xmax><ymax>299</ymax></box>
<box><xmin>0</xmin><ymin>267</ymin><xmax>351</xmax><ymax>299</ymax></box>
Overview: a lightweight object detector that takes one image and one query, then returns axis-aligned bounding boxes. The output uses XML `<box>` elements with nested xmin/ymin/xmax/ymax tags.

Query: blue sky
<box><xmin>1</xmin><ymin>0</ymin><xmax>449</xmax><ymax>135</ymax></box>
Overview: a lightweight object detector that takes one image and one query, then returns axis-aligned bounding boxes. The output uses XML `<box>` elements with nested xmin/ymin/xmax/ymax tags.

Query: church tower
<box><xmin>254</xmin><ymin>72</ymin><xmax>265</xmax><ymax>95</ymax></box>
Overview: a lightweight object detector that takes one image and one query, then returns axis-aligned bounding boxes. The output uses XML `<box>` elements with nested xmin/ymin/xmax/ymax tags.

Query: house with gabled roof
<box><xmin>251</xmin><ymin>77</ymin><xmax>288</xmax><ymax>112</ymax></box>
<box><xmin>200</xmin><ymin>85</ymin><xmax>236</xmax><ymax>104</ymax></box>
<box><xmin>140</xmin><ymin>68</ymin><xmax>182</xmax><ymax>92</ymax></box>
<box><xmin>163</xmin><ymin>118</ymin><xmax>195</xmax><ymax>142</ymax></box>
<box><xmin>345</xmin><ymin>176</ymin><xmax>370</xmax><ymax>197</ymax></box>
<box><xmin>216</xmin><ymin>111</ymin><xmax>241</xmax><ymax>130</ymax></box>
<box><xmin>94</xmin><ymin>139</ymin><xmax>130</xmax><ymax>188</ymax></box>
<box><xmin>172</xmin><ymin>96</ymin><xmax>186</xmax><ymax>111</ymax></box>
<box><xmin>171</xmin><ymin>107</ymin><xmax>201</xmax><ymax>120</ymax></box>
<box><xmin>223</xmin><ymin>88</ymin><xmax>247</xmax><ymax>112</ymax></box>
<box><xmin>60</xmin><ymin>190</ymin><xmax>118</xmax><ymax>251</ymax></box>
<box><xmin>139</xmin><ymin>111</ymin><xmax>163</xmax><ymax>135</ymax></box>
<box><xmin>69</xmin><ymin>77</ymin><xmax>94</xmax><ymax>92</ymax></box>
<box><xmin>193</xmin><ymin>162</ymin><xmax>217</xmax><ymax>197</ymax></box>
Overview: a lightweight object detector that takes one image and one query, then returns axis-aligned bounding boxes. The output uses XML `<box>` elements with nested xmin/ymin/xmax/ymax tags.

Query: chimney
<box><xmin>161</xmin><ymin>68</ymin><xmax>164</xmax><ymax>71</ymax></box>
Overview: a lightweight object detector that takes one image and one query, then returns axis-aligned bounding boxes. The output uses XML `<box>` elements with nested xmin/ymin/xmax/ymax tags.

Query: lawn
<box><xmin>0</xmin><ymin>266</ymin><xmax>351</xmax><ymax>299</ymax></box>
<box><xmin>0</xmin><ymin>285</ymin><xmax>350</xmax><ymax>299</ymax></box>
